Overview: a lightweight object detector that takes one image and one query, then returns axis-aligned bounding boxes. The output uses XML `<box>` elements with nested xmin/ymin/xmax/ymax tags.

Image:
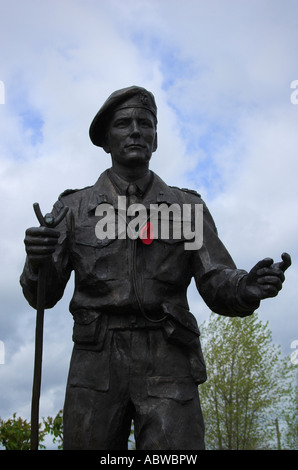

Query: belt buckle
<box><xmin>129</xmin><ymin>314</ymin><xmax>137</xmax><ymax>328</ymax></box>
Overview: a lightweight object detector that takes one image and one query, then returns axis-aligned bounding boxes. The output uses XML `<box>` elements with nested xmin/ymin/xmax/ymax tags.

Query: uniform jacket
<box><xmin>20</xmin><ymin>169</ymin><xmax>259</xmax><ymax>382</ymax></box>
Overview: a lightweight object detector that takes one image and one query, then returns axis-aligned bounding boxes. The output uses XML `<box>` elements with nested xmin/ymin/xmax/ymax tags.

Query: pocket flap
<box><xmin>147</xmin><ymin>376</ymin><xmax>195</xmax><ymax>402</ymax></box>
<box><xmin>162</xmin><ymin>303</ymin><xmax>200</xmax><ymax>336</ymax></box>
<box><xmin>72</xmin><ymin>312</ymin><xmax>101</xmax><ymax>345</ymax></box>
<box><xmin>75</xmin><ymin>225</ymin><xmax>116</xmax><ymax>248</ymax></box>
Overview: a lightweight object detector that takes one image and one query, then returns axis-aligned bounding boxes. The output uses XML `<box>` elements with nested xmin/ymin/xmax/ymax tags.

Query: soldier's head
<box><xmin>89</xmin><ymin>86</ymin><xmax>158</xmax><ymax>169</ymax></box>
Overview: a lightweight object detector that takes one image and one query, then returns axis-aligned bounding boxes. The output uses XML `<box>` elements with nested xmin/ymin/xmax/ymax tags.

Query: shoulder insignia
<box><xmin>169</xmin><ymin>186</ymin><xmax>201</xmax><ymax>198</ymax></box>
<box><xmin>59</xmin><ymin>188</ymin><xmax>79</xmax><ymax>198</ymax></box>
<box><xmin>58</xmin><ymin>185</ymin><xmax>93</xmax><ymax>200</ymax></box>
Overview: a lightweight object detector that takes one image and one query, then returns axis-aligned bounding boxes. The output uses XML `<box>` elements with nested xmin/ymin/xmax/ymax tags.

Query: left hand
<box><xmin>241</xmin><ymin>252</ymin><xmax>291</xmax><ymax>303</ymax></box>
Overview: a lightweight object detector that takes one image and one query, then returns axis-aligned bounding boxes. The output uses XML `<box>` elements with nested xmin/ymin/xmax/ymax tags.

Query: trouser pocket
<box><xmin>72</xmin><ymin>311</ymin><xmax>108</xmax><ymax>351</ymax></box>
<box><xmin>66</xmin><ymin>331</ymin><xmax>112</xmax><ymax>392</ymax></box>
<box><xmin>161</xmin><ymin>302</ymin><xmax>200</xmax><ymax>348</ymax></box>
<box><xmin>147</xmin><ymin>376</ymin><xmax>196</xmax><ymax>403</ymax></box>
<box><xmin>161</xmin><ymin>303</ymin><xmax>207</xmax><ymax>385</ymax></box>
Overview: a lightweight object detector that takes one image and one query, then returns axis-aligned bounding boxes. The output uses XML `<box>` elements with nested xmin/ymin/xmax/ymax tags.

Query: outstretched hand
<box><xmin>241</xmin><ymin>252</ymin><xmax>291</xmax><ymax>304</ymax></box>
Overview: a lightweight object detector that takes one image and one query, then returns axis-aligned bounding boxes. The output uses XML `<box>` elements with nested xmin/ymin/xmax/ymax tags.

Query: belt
<box><xmin>107</xmin><ymin>312</ymin><xmax>165</xmax><ymax>329</ymax></box>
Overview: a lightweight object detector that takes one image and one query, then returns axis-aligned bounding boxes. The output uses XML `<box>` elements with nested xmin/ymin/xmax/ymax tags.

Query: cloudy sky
<box><xmin>0</xmin><ymin>0</ymin><xmax>297</xmax><ymax>439</ymax></box>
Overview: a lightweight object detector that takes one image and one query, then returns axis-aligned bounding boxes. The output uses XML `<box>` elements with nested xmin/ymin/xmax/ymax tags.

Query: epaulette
<box><xmin>169</xmin><ymin>186</ymin><xmax>201</xmax><ymax>198</ymax></box>
<box><xmin>58</xmin><ymin>185</ymin><xmax>93</xmax><ymax>199</ymax></box>
<box><xmin>54</xmin><ymin>187</ymin><xmax>90</xmax><ymax>213</ymax></box>
<box><xmin>59</xmin><ymin>188</ymin><xmax>80</xmax><ymax>198</ymax></box>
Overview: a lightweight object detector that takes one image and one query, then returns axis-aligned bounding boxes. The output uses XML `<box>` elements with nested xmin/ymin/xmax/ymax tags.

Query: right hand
<box><xmin>24</xmin><ymin>226</ymin><xmax>60</xmax><ymax>272</ymax></box>
<box><xmin>240</xmin><ymin>253</ymin><xmax>291</xmax><ymax>303</ymax></box>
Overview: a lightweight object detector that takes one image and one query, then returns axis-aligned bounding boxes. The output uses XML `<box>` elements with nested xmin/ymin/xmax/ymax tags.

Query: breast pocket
<box><xmin>143</xmin><ymin>219</ymin><xmax>190</xmax><ymax>284</ymax></box>
<box><xmin>75</xmin><ymin>224</ymin><xmax>116</xmax><ymax>248</ymax></box>
<box><xmin>73</xmin><ymin>225</ymin><xmax>117</xmax><ymax>280</ymax></box>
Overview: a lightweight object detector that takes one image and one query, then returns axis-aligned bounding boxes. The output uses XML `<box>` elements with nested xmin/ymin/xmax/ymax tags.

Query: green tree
<box><xmin>0</xmin><ymin>413</ymin><xmax>46</xmax><ymax>450</ymax></box>
<box><xmin>0</xmin><ymin>410</ymin><xmax>64</xmax><ymax>450</ymax></box>
<box><xmin>199</xmin><ymin>313</ymin><xmax>297</xmax><ymax>450</ymax></box>
<box><xmin>42</xmin><ymin>409</ymin><xmax>63</xmax><ymax>449</ymax></box>
<box><xmin>279</xmin><ymin>368</ymin><xmax>298</xmax><ymax>449</ymax></box>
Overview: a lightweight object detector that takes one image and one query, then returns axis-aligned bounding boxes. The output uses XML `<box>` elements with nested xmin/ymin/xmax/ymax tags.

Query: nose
<box><xmin>130</xmin><ymin>120</ymin><xmax>141</xmax><ymax>138</ymax></box>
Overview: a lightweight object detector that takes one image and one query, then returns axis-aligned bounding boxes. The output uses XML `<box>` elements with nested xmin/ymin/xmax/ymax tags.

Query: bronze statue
<box><xmin>20</xmin><ymin>86</ymin><xmax>291</xmax><ymax>450</ymax></box>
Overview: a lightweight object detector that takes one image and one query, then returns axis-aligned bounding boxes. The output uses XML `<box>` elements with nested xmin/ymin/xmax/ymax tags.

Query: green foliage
<box><xmin>199</xmin><ymin>313</ymin><xmax>297</xmax><ymax>450</ymax></box>
<box><xmin>129</xmin><ymin>421</ymin><xmax>136</xmax><ymax>449</ymax></box>
<box><xmin>42</xmin><ymin>409</ymin><xmax>63</xmax><ymax>449</ymax></box>
<box><xmin>0</xmin><ymin>410</ymin><xmax>63</xmax><ymax>450</ymax></box>
<box><xmin>280</xmin><ymin>369</ymin><xmax>298</xmax><ymax>449</ymax></box>
<box><xmin>0</xmin><ymin>413</ymin><xmax>46</xmax><ymax>450</ymax></box>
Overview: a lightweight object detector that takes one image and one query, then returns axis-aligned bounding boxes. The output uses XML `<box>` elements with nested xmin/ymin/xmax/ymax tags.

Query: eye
<box><xmin>113</xmin><ymin>119</ymin><xmax>129</xmax><ymax>128</ymax></box>
<box><xmin>140</xmin><ymin>119</ymin><xmax>153</xmax><ymax>128</ymax></box>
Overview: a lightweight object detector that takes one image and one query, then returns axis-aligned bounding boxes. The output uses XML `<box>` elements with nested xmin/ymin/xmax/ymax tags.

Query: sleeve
<box><xmin>191</xmin><ymin>201</ymin><xmax>260</xmax><ymax>317</ymax></box>
<box><xmin>19</xmin><ymin>196</ymin><xmax>73</xmax><ymax>310</ymax></box>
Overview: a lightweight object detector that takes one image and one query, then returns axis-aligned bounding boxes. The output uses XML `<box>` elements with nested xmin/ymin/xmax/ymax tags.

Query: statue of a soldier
<box><xmin>20</xmin><ymin>86</ymin><xmax>291</xmax><ymax>450</ymax></box>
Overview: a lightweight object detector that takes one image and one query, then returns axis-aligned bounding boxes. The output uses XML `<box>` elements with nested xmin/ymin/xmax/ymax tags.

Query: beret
<box><xmin>89</xmin><ymin>86</ymin><xmax>157</xmax><ymax>147</ymax></box>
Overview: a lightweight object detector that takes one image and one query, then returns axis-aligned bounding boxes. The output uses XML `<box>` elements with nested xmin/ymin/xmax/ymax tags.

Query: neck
<box><xmin>111</xmin><ymin>161</ymin><xmax>150</xmax><ymax>181</ymax></box>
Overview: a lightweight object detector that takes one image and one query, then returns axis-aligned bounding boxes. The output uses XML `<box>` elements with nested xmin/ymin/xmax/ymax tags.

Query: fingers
<box><xmin>251</xmin><ymin>257</ymin><xmax>274</xmax><ymax>273</ymax></box>
<box><xmin>256</xmin><ymin>266</ymin><xmax>285</xmax><ymax>282</ymax></box>
<box><xmin>25</xmin><ymin>226</ymin><xmax>60</xmax><ymax>238</ymax></box>
<box><xmin>279</xmin><ymin>252</ymin><xmax>292</xmax><ymax>272</ymax></box>
<box><xmin>260</xmin><ymin>284</ymin><xmax>280</xmax><ymax>298</ymax></box>
<box><xmin>252</xmin><ymin>253</ymin><xmax>291</xmax><ymax>278</ymax></box>
<box><xmin>24</xmin><ymin>226</ymin><xmax>60</xmax><ymax>257</ymax></box>
<box><xmin>247</xmin><ymin>252</ymin><xmax>291</xmax><ymax>301</ymax></box>
<box><xmin>257</xmin><ymin>275</ymin><xmax>283</xmax><ymax>295</ymax></box>
<box><xmin>25</xmin><ymin>244</ymin><xmax>57</xmax><ymax>256</ymax></box>
<box><xmin>257</xmin><ymin>253</ymin><xmax>291</xmax><ymax>282</ymax></box>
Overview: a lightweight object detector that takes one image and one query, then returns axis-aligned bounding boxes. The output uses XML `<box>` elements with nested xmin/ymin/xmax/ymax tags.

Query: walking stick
<box><xmin>30</xmin><ymin>202</ymin><xmax>68</xmax><ymax>450</ymax></box>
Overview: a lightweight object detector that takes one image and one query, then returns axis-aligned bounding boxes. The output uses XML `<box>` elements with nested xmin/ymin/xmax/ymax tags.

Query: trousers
<box><xmin>63</xmin><ymin>325</ymin><xmax>205</xmax><ymax>450</ymax></box>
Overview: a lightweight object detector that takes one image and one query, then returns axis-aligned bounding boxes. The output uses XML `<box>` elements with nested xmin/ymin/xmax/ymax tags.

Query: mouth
<box><xmin>125</xmin><ymin>144</ymin><xmax>145</xmax><ymax>149</ymax></box>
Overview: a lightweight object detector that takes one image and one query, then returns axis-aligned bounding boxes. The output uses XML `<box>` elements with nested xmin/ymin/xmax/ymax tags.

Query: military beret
<box><xmin>89</xmin><ymin>86</ymin><xmax>158</xmax><ymax>147</ymax></box>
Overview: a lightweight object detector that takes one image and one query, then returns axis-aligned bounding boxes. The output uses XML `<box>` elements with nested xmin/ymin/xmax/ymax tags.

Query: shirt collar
<box><xmin>87</xmin><ymin>168</ymin><xmax>181</xmax><ymax>213</ymax></box>
<box><xmin>107</xmin><ymin>168</ymin><xmax>153</xmax><ymax>197</ymax></box>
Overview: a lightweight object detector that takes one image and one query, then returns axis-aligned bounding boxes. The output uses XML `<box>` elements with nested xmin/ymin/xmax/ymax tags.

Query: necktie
<box><xmin>127</xmin><ymin>183</ymin><xmax>138</xmax><ymax>205</ymax></box>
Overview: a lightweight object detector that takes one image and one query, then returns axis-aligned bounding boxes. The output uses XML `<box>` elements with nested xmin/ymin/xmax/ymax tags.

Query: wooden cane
<box><xmin>30</xmin><ymin>203</ymin><xmax>68</xmax><ymax>450</ymax></box>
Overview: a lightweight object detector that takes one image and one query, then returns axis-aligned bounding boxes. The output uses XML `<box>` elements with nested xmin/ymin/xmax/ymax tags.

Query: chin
<box><xmin>125</xmin><ymin>154</ymin><xmax>151</xmax><ymax>166</ymax></box>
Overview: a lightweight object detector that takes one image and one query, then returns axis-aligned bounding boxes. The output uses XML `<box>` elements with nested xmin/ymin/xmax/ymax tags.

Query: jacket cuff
<box><xmin>235</xmin><ymin>274</ymin><xmax>260</xmax><ymax>316</ymax></box>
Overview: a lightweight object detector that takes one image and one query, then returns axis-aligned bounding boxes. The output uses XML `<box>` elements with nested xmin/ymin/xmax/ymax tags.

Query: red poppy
<box><xmin>140</xmin><ymin>222</ymin><xmax>154</xmax><ymax>245</ymax></box>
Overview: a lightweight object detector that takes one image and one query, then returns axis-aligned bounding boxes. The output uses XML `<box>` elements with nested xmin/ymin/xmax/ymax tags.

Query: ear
<box><xmin>102</xmin><ymin>143</ymin><xmax>110</xmax><ymax>154</ymax></box>
<box><xmin>102</xmin><ymin>133</ymin><xmax>111</xmax><ymax>154</ymax></box>
<box><xmin>152</xmin><ymin>133</ymin><xmax>158</xmax><ymax>152</ymax></box>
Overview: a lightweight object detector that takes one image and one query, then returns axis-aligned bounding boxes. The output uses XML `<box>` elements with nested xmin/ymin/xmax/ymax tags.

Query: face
<box><xmin>104</xmin><ymin>108</ymin><xmax>157</xmax><ymax>168</ymax></box>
